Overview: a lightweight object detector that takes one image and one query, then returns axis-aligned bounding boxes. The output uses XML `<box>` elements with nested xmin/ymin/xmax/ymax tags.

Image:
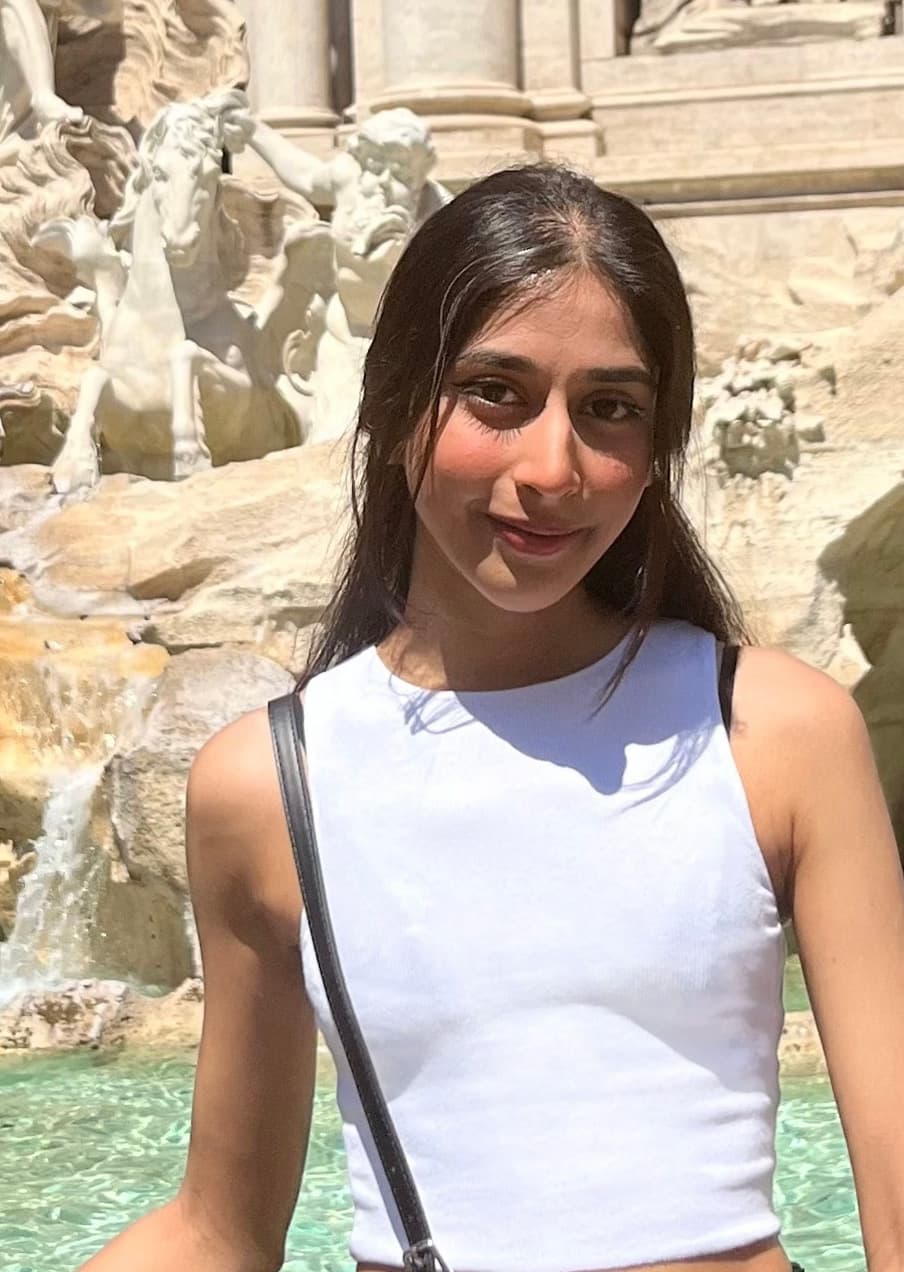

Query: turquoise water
<box><xmin>1</xmin><ymin>1046</ymin><xmax>862</xmax><ymax>1272</ymax></box>
<box><xmin>783</xmin><ymin>957</ymin><xmax>810</xmax><ymax>1014</ymax></box>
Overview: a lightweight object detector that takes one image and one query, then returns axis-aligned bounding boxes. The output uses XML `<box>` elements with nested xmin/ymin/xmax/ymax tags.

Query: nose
<box><xmin>512</xmin><ymin>397</ymin><xmax>582</xmax><ymax>499</ymax></box>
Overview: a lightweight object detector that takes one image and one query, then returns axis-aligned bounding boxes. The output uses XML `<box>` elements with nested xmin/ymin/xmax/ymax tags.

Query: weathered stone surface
<box><xmin>0</xmin><ymin>578</ymin><xmax>168</xmax><ymax>845</ymax></box>
<box><xmin>1</xmin><ymin>441</ymin><xmax>348</xmax><ymax>665</ymax></box>
<box><xmin>0</xmin><ymin>840</ymin><xmax>35</xmax><ymax>942</ymax></box>
<box><xmin>107</xmin><ymin>646</ymin><xmax>294</xmax><ymax>895</ymax></box>
<box><xmin>824</xmin><ymin>285</ymin><xmax>904</xmax><ymax>446</ymax></box>
<box><xmin>685</xmin><ymin>442</ymin><xmax>903</xmax><ymax>671</ymax></box>
<box><xmin>57</xmin><ymin>0</ymin><xmax>248</xmax><ymax>134</ymax></box>
<box><xmin>0</xmin><ymin>976</ymin><xmax>204</xmax><ymax>1051</ymax></box>
<box><xmin>821</xmin><ymin>482</ymin><xmax>904</xmax><ymax>845</ymax></box>
<box><xmin>699</xmin><ymin>336</ymin><xmax>836</xmax><ymax>480</ymax></box>
<box><xmin>665</xmin><ymin>206</ymin><xmax>904</xmax><ymax>372</ymax></box>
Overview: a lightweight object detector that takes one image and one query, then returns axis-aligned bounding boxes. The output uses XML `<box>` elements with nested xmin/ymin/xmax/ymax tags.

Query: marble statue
<box><xmin>217</xmin><ymin>94</ymin><xmax>451</xmax><ymax>439</ymax></box>
<box><xmin>0</xmin><ymin>0</ymin><xmax>119</xmax><ymax>145</ymax></box>
<box><xmin>39</xmin><ymin>92</ymin><xmax>330</xmax><ymax>492</ymax></box>
<box><xmin>631</xmin><ymin>0</ymin><xmax>887</xmax><ymax>53</ymax></box>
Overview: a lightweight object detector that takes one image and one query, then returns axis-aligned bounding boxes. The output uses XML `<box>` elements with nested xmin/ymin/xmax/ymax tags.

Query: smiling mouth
<box><xmin>486</xmin><ymin>514</ymin><xmax>586</xmax><ymax>556</ymax></box>
<box><xmin>489</xmin><ymin>515</ymin><xmax>581</xmax><ymax>537</ymax></box>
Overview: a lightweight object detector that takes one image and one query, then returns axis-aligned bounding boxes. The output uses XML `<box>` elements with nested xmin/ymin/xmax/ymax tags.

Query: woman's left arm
<box><xmin>778</xmin><ymin>658</ymin><xmax>904</xmax><ymax>1271</ymax></box>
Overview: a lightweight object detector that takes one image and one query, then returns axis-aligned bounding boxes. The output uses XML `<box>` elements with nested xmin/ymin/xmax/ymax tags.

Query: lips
<box><xmin>489</xmin><ymin>513</ymin><xmax>581</xmax><ymax>536</ymax></box>
<box><xmin>486</xmin><ymin>514</ymin><xmax>586</xmax><ymax>556</ymax></box>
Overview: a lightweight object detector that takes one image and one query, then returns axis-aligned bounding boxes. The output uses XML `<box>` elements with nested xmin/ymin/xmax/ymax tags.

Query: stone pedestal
<box><xmin>236</xmin><ymin>0</ymin><xmax>337</xmax><ymax>151</ymax></box>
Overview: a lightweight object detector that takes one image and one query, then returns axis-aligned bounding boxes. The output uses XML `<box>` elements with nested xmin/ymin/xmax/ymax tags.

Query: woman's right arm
<box><xmin>79</xmin><ymin>706</ymin><xmax>316</xmax><ymax>1272</ymax></box>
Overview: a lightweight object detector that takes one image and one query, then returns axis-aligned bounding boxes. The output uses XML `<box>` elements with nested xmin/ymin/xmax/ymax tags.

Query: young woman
<box><xmin>81</xmin><ymin>164</ymin><xmax>904</xmax><ymax>1272</ymax></box>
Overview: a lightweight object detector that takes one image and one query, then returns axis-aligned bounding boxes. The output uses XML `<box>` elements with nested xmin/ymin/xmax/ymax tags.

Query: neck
<box><xmin>378</xmin><ymin>533</ymin><xmax>631</xmax><ymax>693</ymax></box>
<box><xmin>170</xmin><ymin>237</ymin><xmax>227</xmax><ymax>320</ymax></box>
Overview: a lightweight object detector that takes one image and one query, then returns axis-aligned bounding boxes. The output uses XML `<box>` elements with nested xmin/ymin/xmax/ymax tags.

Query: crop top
<box><xmin>299</xmin><ymin>620</ymin><xmax>786</xmax><ymax>1272</ymax></box>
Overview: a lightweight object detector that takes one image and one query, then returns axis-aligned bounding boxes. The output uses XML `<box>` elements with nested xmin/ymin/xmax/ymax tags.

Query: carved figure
<box><xmin>631</xmin><ymin>0</ymin><xmax>886</xmax><ymax>53</ymax></box>
<box><xmin>0</xmin><ymin>0</ymin><xmax>119</xmax><ymax>145</ymax></box>
<box><xmin>217</xmin><ymin>94</ymin><xmax>450</xmax><ymax>438</ymax></box>
<box><xmin>39</xmin><ymin>93</ymin><xmax>331</xmax><ymax>493</ymax></box>
<box><xmin>699</xmin><ymin>337</ymin><xmax>834</xmax><ymax>479</ymax></box>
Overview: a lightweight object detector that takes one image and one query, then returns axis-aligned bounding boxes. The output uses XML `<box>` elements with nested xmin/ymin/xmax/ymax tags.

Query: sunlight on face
<box><xmin>407</xmin><ymin>270</ymin><xmax>656</xmax><ymax>618</ymax></box>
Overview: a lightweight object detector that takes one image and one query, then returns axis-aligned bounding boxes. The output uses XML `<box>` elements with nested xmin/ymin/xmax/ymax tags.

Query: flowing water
<box><xmin>0</xmin><ymin>1047</ymin><xmax>862</xmax><ymax>1272</ymax></box>
<box><xmin>0</xmin><ymin>766</ymin><xmax>105</xmax><ymax>1005</ymax></box>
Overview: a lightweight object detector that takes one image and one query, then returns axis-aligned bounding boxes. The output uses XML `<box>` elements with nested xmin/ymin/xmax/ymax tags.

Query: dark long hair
<box><xmin>298</xmin><ymin>163</ymin><xmax>747</xmax><ymax>691</ymax></box>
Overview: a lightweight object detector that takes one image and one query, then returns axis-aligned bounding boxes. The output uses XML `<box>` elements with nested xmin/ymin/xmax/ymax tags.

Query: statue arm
<box><xmin>1</xmin><ymin>0</ymin><xmax>57</xmax><ymax>100</ymax></box>
<box><xmin>244</xmin><ymin>118</ymin><xmax>337</xmax><ymax>207</ymax></box>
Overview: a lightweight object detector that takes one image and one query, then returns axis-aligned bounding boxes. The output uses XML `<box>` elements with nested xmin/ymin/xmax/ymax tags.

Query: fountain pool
<box><xmin>1</xmin><ymin>1045</ymin><xmax>861</xmax><ymax>1272</ymax></box>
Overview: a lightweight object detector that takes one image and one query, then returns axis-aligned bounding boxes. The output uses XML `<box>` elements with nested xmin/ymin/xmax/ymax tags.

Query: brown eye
<box><xmin>586</xmin><ymin>397</ymin><xmax>644</xmax><ymax>423</ymax></box>
<box><xmin>459</xmin><ymin>380</ymin><xmax>520</xmax><ymax>407</ymax></box>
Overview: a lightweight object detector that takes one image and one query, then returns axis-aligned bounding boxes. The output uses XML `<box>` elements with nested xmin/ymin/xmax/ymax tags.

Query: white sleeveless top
<box><xmin>301</xmin><ymin>620</ymin><xmax>785</xmax><ymax>1272</ymax></box>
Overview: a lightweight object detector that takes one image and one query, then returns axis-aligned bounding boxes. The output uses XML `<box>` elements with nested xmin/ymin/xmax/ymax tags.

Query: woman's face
<box><xmin>406</xmin><ymin>270</ymin><xmax>656</xmax><ymax>617</ymax></box>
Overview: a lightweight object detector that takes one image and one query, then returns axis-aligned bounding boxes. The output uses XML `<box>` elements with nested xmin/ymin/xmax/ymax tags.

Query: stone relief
<box><xmin>54</xmin><ymin>0</ymin><xmax>248</xmax><ymax>133</ymax></box>
<box><xmin>699</xmin><ymin>335</ymin><xmax>835</xmax><ymax>479</ymax></box>
<box><xmin>219</xmin><ymin>94</ymin><xmax>451</xmax><ymax>439</ymax></box>
<box><xmin>41</xmin><ymin>93</ymin><xmax>330</xmax><ymax>490</ymax></box>
<box><xmin>631</xmin><ymin>0</ymin><xmax>888</xmax><ymax>54</ymax></box>
<box><xmin>28</xmin><ymin>89</ymin><xmax>449</xmax><ymax>488</ymax></box>
<box><xmin>0</xmin><ymin>0</ymin><xmax>248</xmax><ymax>465</ymax></box>
<box><xmin>0</xmin><ymin>0</ymin><xmax>118</xmax><ymax>145</ymax></box>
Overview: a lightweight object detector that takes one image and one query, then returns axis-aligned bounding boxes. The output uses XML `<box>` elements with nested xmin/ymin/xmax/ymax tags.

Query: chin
<box><xmin>472</xmin><ymin>573</ymin><xmax>581</xmax><ymax>615</ymax></box>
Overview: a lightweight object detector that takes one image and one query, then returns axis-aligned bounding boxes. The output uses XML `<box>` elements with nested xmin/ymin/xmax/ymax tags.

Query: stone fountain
<box><xmin>0</xmin><ymin>0</ymin><xmax>901</xmax><ymax>1059</ymax></box>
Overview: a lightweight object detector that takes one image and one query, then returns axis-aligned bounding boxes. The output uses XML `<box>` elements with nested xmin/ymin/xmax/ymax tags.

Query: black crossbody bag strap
<box><xmin>267</xmin><ymin>692</ymin><xmax>451</xmax><ymax>1272</ymax></box>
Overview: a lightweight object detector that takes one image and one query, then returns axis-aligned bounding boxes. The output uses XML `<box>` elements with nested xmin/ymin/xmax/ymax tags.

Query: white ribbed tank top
<box><xmin>300</xmin><ymin>620</ymin><xmax>785</xmax><ymax>1272</ymax></box>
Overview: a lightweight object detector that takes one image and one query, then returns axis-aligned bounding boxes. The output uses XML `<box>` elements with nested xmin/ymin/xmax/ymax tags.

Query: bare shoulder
<box><xmin>186</xmin><ymin>704</ymin><xmax>300</xmax><ymax>947</ymax></box>
<box><xmin>187</xmin><ymin>705</ymin><xmax>283</xmax><ymax>833</ymax></box>
<box><xmin>732</xmin><ymin>644</ymin><xmax>869</xmax><ymax>752</ymax></box>
<box><xmin>731</xmin><ymin>645</ymin><xmax>879</xmax><ymax>871</ymax></box>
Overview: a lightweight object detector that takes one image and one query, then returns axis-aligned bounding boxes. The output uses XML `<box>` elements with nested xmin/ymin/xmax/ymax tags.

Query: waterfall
<box><xmin>0</xmin><ymin>764</ymin><xmax>106</xmax><ymax>1005</ymax></box>
<box><xmin>0</xmin><ymin>655</ymin><xmax>157</xmax><ymax>1008</ymax></box>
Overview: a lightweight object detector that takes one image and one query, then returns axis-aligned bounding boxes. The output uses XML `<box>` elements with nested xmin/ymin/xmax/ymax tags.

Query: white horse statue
<box><xmin>37</xmin><ymin>91</ymin><xmax>333</xmax><ymax>492</ymax></box>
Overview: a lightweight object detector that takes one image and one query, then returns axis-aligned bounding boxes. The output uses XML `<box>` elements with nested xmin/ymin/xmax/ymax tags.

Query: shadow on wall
<box><xmin>820</xmin><ymin>480</ymin><xmax>904</xmax><ymax>853</ymax></box>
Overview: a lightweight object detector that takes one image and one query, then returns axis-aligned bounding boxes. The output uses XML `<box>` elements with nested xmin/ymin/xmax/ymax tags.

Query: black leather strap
<box><xmin>268</xmin><ymin>692</ymin><xmax>448</xmax><ymax>1272</ymax></box>
<box><xmin>718</xmin><ymin>643</ymin><xmax>740</xmax><ymax>732</ymax></box>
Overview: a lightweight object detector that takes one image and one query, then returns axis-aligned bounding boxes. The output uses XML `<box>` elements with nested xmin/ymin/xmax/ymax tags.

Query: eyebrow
<box><xmin>455</xmin><ymin>350</ymin><xmax>656</xmax><ymax>390</ymax></box>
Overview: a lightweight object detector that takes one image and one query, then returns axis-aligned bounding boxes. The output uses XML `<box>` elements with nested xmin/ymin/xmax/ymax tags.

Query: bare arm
<box><xmin>79</xmin><ymin>707</ymin><xmax>315</xmax><ymax>1272</ymax></box>
<box><xmin>738</xmin><ymin>649</ymin><xmax>904</xmax><ymax>1272</ymax></box>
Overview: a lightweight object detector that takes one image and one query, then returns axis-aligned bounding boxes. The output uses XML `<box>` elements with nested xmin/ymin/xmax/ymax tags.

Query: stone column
<box><xmin>521</xmin><ymin>0</ymin><xmax>601</xmax><ymax>164</ymax></box>
<box><xmin>579</xmin><ymin>0</ymin><xmax>631</xmax><ymax>65</ymax></box>
<box><xmin>370</xmin><ymin>0</ymin><xmax>527</xmax><ymax>116</ymax></box>
<box><xmin>238</xmin><ymin>0</ymin><xmax>337</xmax><ymax>147</ymax></box>
<box><xmin>521</xmin><ymin>0</ymin><xmax>590</xmax><ymax>121</ymax></box>
<box><xmin>349</xmin><ymin>0</ymin><xmax>385</xmax><ymax>119</ymax></box>
<box><xmin>360</xmin><ymin>0</ymin><xmax>540</xmax><ymax>184</ymax></box>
